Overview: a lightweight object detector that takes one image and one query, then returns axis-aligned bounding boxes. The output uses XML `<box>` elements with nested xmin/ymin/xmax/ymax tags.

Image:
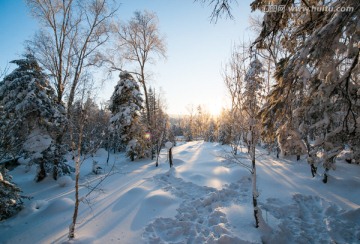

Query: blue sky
<box><xmin>0</xmin><ymin>0</ymin><xmax>257</xmax><ymax>115</ymax></box>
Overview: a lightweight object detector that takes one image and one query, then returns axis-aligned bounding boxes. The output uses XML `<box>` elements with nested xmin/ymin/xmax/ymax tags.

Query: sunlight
<box><xmin>206</xmin><ymin>178</ymin><xmax>223</xmax><ymax>189</ymax></box>
<box><xmin>213</xmin><ymin>166</ymin><xmax>230</xmax><ymax>175</ymax></box>
<box><xmin>144</xmin><ymin>132</ymin><xmax>151</xmax><ymax>140</ymax></box>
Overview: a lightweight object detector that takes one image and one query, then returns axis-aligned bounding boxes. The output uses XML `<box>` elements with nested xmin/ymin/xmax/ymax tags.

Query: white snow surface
<box><xmin>23</xmin><ymin>129</ymin><xmax>52</xmax><ymax>153</ymax></box>
<box><xmin>1</xmin><ymin>141</ymin><xmax>359</xmax><ymax>243</ymax></box>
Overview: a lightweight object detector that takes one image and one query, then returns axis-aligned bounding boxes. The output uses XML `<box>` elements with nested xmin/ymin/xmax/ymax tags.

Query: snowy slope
<box><xmin>0</xmin><ymin>141</ymin><xmax>359</xmax><ymax>243</ymax></box>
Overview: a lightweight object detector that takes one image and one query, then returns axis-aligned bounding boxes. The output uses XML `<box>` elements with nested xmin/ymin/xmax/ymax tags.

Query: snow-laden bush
<box><xmin>57</xmin><ymin>176</ymin><xmax>73</xmax><ymax>187</ymax></box>
<box><xmin>0</xmin><ymin>169</ymin><xmax>23</xmax><ymax>220</ymax></box>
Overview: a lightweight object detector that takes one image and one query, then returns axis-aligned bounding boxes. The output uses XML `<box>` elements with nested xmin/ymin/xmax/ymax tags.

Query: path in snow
<box><xmin>142</xmin><ymin>142</ymin><xmax>260</xmax><ymax>243</ymax></box>
<box><xmin>143</xmin><ymin>141</ymin><xmax>360</xmax><ymax>243</ymax></box>
<box><xmin>1</xmin><ymin>141</ymin><xmax>359</xmax><ymax>244</ymax></box>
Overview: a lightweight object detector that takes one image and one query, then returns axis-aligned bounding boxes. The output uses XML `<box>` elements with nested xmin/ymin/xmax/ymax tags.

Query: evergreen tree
<box><xmin>109</xmin><ymin>71</ymin><xmax>145</xmax><ymax>161</ymax></box>
<box><xmin>0</xmin><ymin>54</ymin><xmax>67</xmax><ymax>181</ymax></box>
<box><xmin>0</xmin><ymin>167</ymin><xmax>23</xmax><ymax>221</ymax></box>
<box><xmin>254</xmin><ymin>0</ymin><xmax>360</xmax><ymax>181</ymax></box>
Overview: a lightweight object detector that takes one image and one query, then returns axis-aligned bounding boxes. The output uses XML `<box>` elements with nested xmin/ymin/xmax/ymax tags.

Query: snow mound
<box><xmin>261</xmin><ymin>194</ymin><xmax>360</xmax><ymax>243</ymax></box>
<box><xmin>20</xmin><ymin>198</ymin><xmax>73</xmax><ymax>217</ymax></box>
<box><xmin>130</xmin><ymin>189</ymin><xmax>178</xmax><ymax>231</ymax></box>
<box><xmin>123</xmin><ymin>186</ymin><xmax>148</xmax><ymax>199</ymax></box>
<box><xmin>57</xmin><ymin>176</ymin><xmax>73</xmax><ymax>187</ymax></box>
<box><xmin>31</xmin><ymin>200</ymin><xmax>48</xmax><ymax>211</ymax></box>
<box><xmin>172</xmin><ymin>158</ymin><xmax>185</xmax><ymax>166</ymax></box>
<box><xmin>23</xmin><ymin>129</ymin><xmax>52</xmax><ymax>153</ymax></box>
<box><xmin>44</xmin><ymin>198</ymin><xmax>74</xmax><ymax>214</ymax></box>
<box><xmin>145</xmin><ymin>190</ymin><xmax>177</xmax><ymax>207</ymax></box>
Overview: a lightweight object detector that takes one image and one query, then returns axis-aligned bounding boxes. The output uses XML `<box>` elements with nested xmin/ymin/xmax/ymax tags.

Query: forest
<box><xmin>0</xmin><ymin>0</ymin><xmax>359</xmax><ymax>243</ymax></box>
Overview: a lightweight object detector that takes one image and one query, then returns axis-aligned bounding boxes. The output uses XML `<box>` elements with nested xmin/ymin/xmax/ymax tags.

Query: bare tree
<box><xmin>112</xmin><ymin>10</ymin><xmax>166</xmax><ymax>126</ymax></box>
<box><xmin>26</xmin><ymin>0</ymin><xmax>118</xmax><ymax>112</ymax></box>
<box><xmin>25</xmin><ymin>0</ymin><xmax>118</xmax><ymax>179</ymax></box>
<box><xmin>222</xmin><ymin>43</ymin><xmax>250</xmax><ymax>154</ymax></box>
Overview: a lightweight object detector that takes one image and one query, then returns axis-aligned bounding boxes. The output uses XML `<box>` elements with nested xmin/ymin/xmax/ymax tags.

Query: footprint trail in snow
<box><xmin>143</xmin><ymin>167</ymin><xmax>255</xmax><ymax>243</ymax></box>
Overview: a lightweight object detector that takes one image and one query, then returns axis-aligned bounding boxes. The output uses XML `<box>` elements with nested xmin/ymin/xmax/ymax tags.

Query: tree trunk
<box><xmin>139</xmin><ymin>72</ymin><xmax>151</xmax><ymax>126</ymax></box>
<box><xmin>152</xmin><ymin>147</ymin><xmax>155</xmax><ymax>160</ymax></box>
<box><xmin>311</xmin><ymin>164</ymin><xmax>317</xmax><ymax>177</ymax></box>
<box><xmin>169</xmin><ymin>148</ymin><xmax>173</xmax><ymax>168</ymax></box>
<box><xmin>68</xmin><ymin>158</ymin><xmax>80</xmax><ymax>239</ymax></box>
<box><xmin>155</xmin><ymin>145</ymin><xmax>159</xmax><ymax>167</ymax></box>
<box><xmin>36</xmin><ymin>159</ymin><xmax>47</xmax><ymax>182</ymax></box>
<box><xmin>68</xmin><ymin>110</ymin><xmax>84</xmax><ymax>239</ymax></box>
<box><xmin>52</xmin><ymin>120</ymin><xmax>66</xmax><ymax>180</ymax></box>
<box><xmin>106</xmin><ymin>149</ymin><xmax>110</xmax><ymax>165</ymax></box>
<box><xmin>322</xmin><ymin>168</ymin><xmax>329</xmax><ymax>184</ymax></box>
<box><xmin>251</xmin><ymin>143</ymin><xmax>260</xmax><ymax>228</ymax></box>
<box><xmin>52</xmin><ymin>163</ymin><xmax>59</xmax><ymax>180</ymax></box>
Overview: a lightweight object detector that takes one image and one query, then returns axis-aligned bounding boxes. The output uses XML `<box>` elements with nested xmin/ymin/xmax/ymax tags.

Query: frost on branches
<box><xmin>0</xmin><ymin>54</ymin><xmax>68</xmax><ymax>181</ymax></box>
<box><xmin>243</xmin><ymin>58</ymin><xmax>265</xmax><ymax>150</ymax></box>
<box><xmin>255</xmin><ymin>0</ymin><xmax>360</xmax><ymax>181</ymax></box>
<box><xmin>277</xmin><ymin>123</ymin><xmax>307</xmax><ymax>159</ymax></box>
<box><xmin>109</xmin><ymin>71</ymin><xmax>147</xmax><ymax>161</ymax></box>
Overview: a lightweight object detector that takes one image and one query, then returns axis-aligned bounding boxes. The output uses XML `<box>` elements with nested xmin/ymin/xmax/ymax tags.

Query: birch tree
<box><xmin>243</xmin><ymin>57</ymin><xmax>265</xmax><ymax>228</ymax></box>
<box><xmin>26</xmin><ymin>0</ymin><xmax>118</xmax><ymax>112</ymax></box>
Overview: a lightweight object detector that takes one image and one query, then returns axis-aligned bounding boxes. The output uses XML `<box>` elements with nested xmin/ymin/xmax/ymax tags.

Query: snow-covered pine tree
<box><xmin>0</xmin><ymin>54</ymin><xmax>67</xmax><ymax>181</ymax></box>
<box><xmin>109</xmin><ymin>71</ymin><xmax>146</xmax><ymax>161</ymax></box>
<box><xmin>254</xmin><ymin>0</ymin><xmax>360</xmax><ymax>182</ymax></box>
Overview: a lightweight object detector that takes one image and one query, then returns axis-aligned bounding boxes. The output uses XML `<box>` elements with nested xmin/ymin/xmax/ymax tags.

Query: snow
<box><xmin>22</xmin><ymin>129</ymin><xmax>52</xmax><ymax>153</ymax></box>
<box><xmin>165</xmin><ymin>141</ymin><xmax>173</xmax><ymax>149</ymax></box>
<box><xmin>57</xmin><ymin>176</ymin><xmax>73</xmax><ymax>187</ymax></box>
<box><xmin>1</xmin><ymin>141</ymin><xmax>359</xmax><ymax>243</ymax></box>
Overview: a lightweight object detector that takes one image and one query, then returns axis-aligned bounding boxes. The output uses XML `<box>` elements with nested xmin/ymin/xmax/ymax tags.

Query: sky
<box><xmin>0</xmin><ymin>0</ymin><xmax>257</xmax><ymax>116</ymax></box>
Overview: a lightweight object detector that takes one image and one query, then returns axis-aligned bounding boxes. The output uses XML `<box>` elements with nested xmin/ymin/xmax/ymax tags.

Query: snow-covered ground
<box><xmin>1</xmin><ymin>141</ymin><xmax>359</xmax><ymax>243</ymax></box>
